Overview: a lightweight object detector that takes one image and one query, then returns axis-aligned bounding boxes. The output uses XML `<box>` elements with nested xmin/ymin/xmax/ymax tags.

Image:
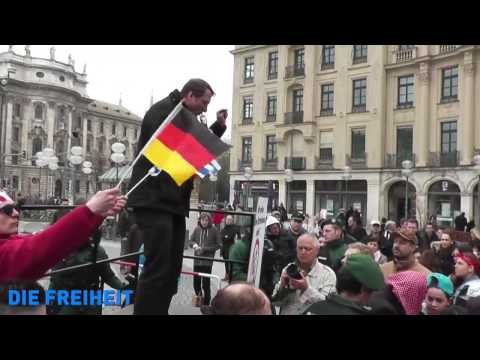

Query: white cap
<box><xmin>266</xmin><ymin>215</ymin><xmax>280</xmax><ymax>228</ymax></box>
<box><xmin>370</xmin><ymin>220</ymin><xmax>381</xmax><ymax>226</ymax></box>
<box><xmin>0</xmin><ymin>191</ymin><xmax>14</xmax><ymax>208</ymax></box>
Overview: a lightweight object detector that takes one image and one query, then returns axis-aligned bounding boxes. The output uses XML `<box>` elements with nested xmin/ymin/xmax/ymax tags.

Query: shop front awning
<box><xmin>99</xmin><ymin>165</ymin><xmax>132</xmax><ymax>183</ymax></box>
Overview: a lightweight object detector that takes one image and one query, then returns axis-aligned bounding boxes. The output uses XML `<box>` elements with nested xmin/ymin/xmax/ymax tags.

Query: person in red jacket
<box><xmin>0</xmin><ymin>188</ymin><xmax>126</xmax><ymax>282</ymax></box>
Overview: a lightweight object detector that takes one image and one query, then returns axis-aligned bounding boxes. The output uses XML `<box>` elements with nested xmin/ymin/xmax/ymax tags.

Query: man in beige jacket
<box><xmin>380</xmin><ymin>229</ymin><xmax>431</xmax><ymax>278</ymax></box>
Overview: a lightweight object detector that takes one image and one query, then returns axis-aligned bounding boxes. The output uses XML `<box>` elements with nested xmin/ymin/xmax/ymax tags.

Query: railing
<box><xmin>346</xmin><ymin>153</ymin><xmax>367</xmax><ymax>168</ymax></box>
<box><xmin>285</xmin><ymin>65</ymin><xmax>305</xmax><ymax>79</ymax></box>
<box><xmin>352</xmin><ymin>104</ymin><xmax>366</xmax><ymax>113</ymax></box>
<box><xmin>384</xmin><ymin>153</ymin><xmax>416</xmax><ymax>169</ymax></box>
<box><xmin>262</xmin><ymin>158</ymin><xmax>278</xmax><ymax>171</ymax></box>
<box><xmin>428</xmin><ymin>151</ymin><xmax>460</xmax><ymax>167</ymax></box>
<box><xmin>285</xmin><ymin>156</ymin><xmax>306</xmax><ymax>170</ymax></box>
<box><xmin>320</xmin><ymin>109</ymin><xmax>334</xmax><ymax>116</ymax></box>
<box><xmin>353</xmin><ymin>56</ymin><xmax>367</xmax><ymax>65</ymax></box>
<box><xmin>265</xmin><ymin>114</ymin><xmax>276</xmax><ymax>122</ymax></box>
<box><xmin>241</xmin><ymin>118</ymin><xmax>253</xmax><ymax>125</ymax></box>
<box><xmin>393</xmin><ymin>47</ymin><xmax>416</xmax><ymax>63</ymax></box>
<box><xmin>439</xmin><ymin>45</ymin><xmax>460</xmax><ymax>54</ymax></box>
<box><xmin>315</xmin><ymin>154</ymin><xmax>334</xmax><ymax>169</ymax></box>
<box><xmin>268</xmin><ymin>72</ymin><xmax>277</xmax><ymax>80</ymax></box>
<box><xmin>237</xmin><ymin>159</ymin><xmax>252</xmax><ymax>172</ymax></box>
<box><xmin>284</xmin><ymin>111</ymin><xmax>304</xmax><ymax>124</ymax></box>
<box><xmin>244</xmin><ymin>77</ymin><xmax>254</xmax><ymax>84</ymax></box>
<box><xmin>321</xmin><ymin>62</ymin><xmax>334</xmax><ymax>70</ymax></box>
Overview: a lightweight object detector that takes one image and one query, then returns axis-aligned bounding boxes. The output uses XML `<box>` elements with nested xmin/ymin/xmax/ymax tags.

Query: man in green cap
<box><xmin>304</xmin><ymin>254</ymin><xmax>385</xmax><ymax>315</ymax></box>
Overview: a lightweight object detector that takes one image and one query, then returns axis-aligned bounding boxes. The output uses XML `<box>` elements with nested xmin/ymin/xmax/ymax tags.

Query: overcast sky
<box><xmin>1</xmin><ymin>45</ymin><xmax>235</xmax><ymax>139</ymax></box>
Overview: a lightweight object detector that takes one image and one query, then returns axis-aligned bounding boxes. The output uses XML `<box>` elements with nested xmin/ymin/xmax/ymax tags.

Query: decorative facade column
<box><xmin>67</xmin><ymin>106</ymin><xmax>73</xmax><ymax>151</ymax></box>
<box><xmin>47</xmin><ymin>101</ymin><xmax>56</xmax><ymax>147</ymax></box>
<box><xmin>306</xmin><ymin>179</ymin><xmax>315</xmax><ymax>217</ymax></box>
<box><xmin>278</xmin><ymin>178</ymin><xmax>287</xmax><ymax>208</ymax></box>
<box><xmin>461</xmin><ymin>191</ymin><xmax>474</xmax><ymax>222</ymax></box>
<box><xmin>462</xmin><ymin>52</ymin><xmax>475</xmax><ymax>164</ymax></box>
<box><xmin>4</xmin><ymin>97</ymin><xmax>13</xmax><ymax>164</ymax></box>
<box><xmin>82</xmin><ymin>112</ymin><xmax>88</xmax><ymax>158</ymax></box>
<box><xmin>21</xmin><ymin>99</ymin><xmax>32</xmax><ymax>164</ymax></box>
<box><xmin>366</xmin><ymin>178</ymin><xmax>380</xmax><ymax>225</ymax></box>
<box><xmin>416</xmin><ymin>62</ymin><xmax>430</xmax><ymax>167</ymax></box>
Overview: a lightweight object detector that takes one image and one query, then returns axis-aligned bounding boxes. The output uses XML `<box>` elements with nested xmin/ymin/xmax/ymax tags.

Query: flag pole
<box><xmin>125</xmin><ymin>168</ymin><xmax>163</xmax><ymax>197</ymax></box>
<box><xmin>115</xmin><ymin>101</ymin><xmax>185</xmax><ymax>189</ymax></box>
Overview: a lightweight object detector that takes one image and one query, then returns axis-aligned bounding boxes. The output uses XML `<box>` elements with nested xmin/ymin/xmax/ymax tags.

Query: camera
<box><xmin>285</xmin><ymin>263</ymin><xmax>302</xmax><ymax>280</ymax></box>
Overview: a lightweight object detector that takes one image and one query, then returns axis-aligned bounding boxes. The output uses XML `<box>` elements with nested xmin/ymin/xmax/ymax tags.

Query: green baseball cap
<box><xmin>344</xmin><ymin>254</ymin><xmax>385</xmax><ymax>291</ymax></box>
<box><xmin>427</xmin><ymin>273</ymin><xmax>454</xmax><ymax>298</ymax></box>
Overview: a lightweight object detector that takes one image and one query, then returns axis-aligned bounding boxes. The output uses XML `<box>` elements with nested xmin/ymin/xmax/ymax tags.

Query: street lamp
<box><xmin>82</xmin><ymin>161</ymin><xmax>93</xmax><ymax>198</ymax></box>
<box><xmin>285</xmin><ymin>168</ymin><xmax>294</xmax><ymax>213</ymax></box>
<box><xmin>401</xmin><ymin>159</ymin><xmax>414</xmax><ymax>220</ymax></box>
<box><xmin>473</xmin><ymin>154</ymin><xmax>480</xmax><ymax>227</ymax></box>
<box><xmin>69</xmin><ymin>146</ymin><xmax>84</xmax><ymax>205</ymax></box>
<box><xmin>244</xmin><ymin>166</ymin><xmax>253</xmax><ymax>211</ymax></box>
<box><xmin>35</xmin><ymin>147</ymin><xmax>57</xmax><ymax>200</ymax></box>
<box><xmin>111</xmin><ymin>142</ymin><xmax>126</xmax><ymax>185</ymax></box>
<box><xmin>342</xmin><ymin>166</ymin><xmax>352</xmax><ymax>210</ymax></box>
<box><xmin>209</xmin><ymin>173</ymin><xmax>218</xmax><ymax>204</ymax></box>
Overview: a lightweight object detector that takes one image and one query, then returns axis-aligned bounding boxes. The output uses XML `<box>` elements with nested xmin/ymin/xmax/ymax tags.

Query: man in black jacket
<box><xmin>127</xmin><ymin>79</ymin><xmax>227</xmax><ymax>315</ymax></box>
<box><xmin>220</xmin><ymin>215</ymin><xmax>240</xmax><ymax>281</ymax></box>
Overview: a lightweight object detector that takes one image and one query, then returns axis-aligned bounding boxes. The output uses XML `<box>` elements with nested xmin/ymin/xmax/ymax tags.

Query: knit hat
<box><xmin>0</xmin><ymin>191</ymin><xmax>14</xmax><ymax>209</ymax></box>
<box><xmin>391</xmin><ymin>229</ymin><xmax>417</xmax><ymax>245</ymax></box>
<box><xmin>387</xmin><ymin>271</ymin><xmax>427</xmax><ymax>315</ymax></box>
<box><xmin>344</xmin><ymin>254</ymin><xmax>385</xmax><ymax>291</ymax></box>
<box><xmin>266</xmin><ymin>215</ymin><xmax>280</xmax><ymax>228</ymax></box>
<box><xmin>427</xmin><ymin>272</ymin><xmax>454</xmax><ymax>298</ymax></box>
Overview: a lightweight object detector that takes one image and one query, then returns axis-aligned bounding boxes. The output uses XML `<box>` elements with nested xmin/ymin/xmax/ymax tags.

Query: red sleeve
<box><xmin>0</xmin><ymin>205</ymin><xmax>104</xmax><ymax>282</ymax></box>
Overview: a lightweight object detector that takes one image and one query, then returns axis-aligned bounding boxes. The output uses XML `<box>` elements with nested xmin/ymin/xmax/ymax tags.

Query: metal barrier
<box><xmin>19</xmin><ymin>204</ymin><xmax>253</xmax><ymax>314</ymax></box>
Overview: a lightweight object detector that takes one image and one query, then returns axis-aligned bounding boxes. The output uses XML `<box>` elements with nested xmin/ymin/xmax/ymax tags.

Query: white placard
<box><xmin>353</xmin><ymin>202</ymin><xmax>362</xmax><ymax>212</ymax></box>
<box><xmin>247</xmin><ymin>197</ymin><xmax>269</xmax><ymax>288</ymax></box>
<box><xmin>441</xmin><ymin>203</ymin><xmax>451</xmax><ymax>217</ymax></box>
<box><xmin>326</xmin><ymin>199</ymin><xmax>334</xmax><ymax>211</ymax></box>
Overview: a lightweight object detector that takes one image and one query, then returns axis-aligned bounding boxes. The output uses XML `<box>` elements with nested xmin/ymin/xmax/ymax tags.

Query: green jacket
<box><xmin>304</xmin><ymin>294</ymin><xmax>372</xmax><ymax>315</ymax></box>
<box><xmin>229</xmin><ymin>240</ymin><xmax>249</xmax><ymax>282</ymax></box>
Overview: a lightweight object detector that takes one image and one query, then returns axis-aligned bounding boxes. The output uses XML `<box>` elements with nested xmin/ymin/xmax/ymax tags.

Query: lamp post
<box><xmin>111</xmin><ymin>142</ymin><xmax>126</xmax><ymax>186</ymax></box>
<box><xmin>244</xmin><ymin>166</ymin><xmax>253</xmax><ymax>211</ymax></box>
<box><xmin>473</xmin><ymin>154</ymin><xmax>480</xmax><ymax>227</ymax></box>
<box><xmin>285</xmin><ymin>168</ymin><xmax>293</xmax><ymax>213</ymax></box>
<box><xmin>401</xmin><ymin>159</ymin><xmax>414</xmax><ymax>220</ymax></box>
<box><xmin>342</xmin><ymin>166</ymin><xmax>352</xmax><ymax>210</ymax></box>
<box><xmin>82</xmin><ymin>161</ymin><xmax>93</xmax><ymax>199</ymax></box>
<box><xmin>35</xmin><ymin>147</ymin><xmax>57</xmax><ymax>200</ymax></box>
<box><xmin>69</xmin><ymin>146</ymin><xmax>84</xmax><ymax>205</ymax></box>
<box><xmin>209</xmin><ymin>173</ymin><xmax>218</xmax><ymax>204</ymax></box>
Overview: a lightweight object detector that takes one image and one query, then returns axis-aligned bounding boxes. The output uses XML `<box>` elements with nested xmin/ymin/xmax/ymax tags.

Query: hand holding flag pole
<box><xmin>115</xmin><ymin>101</ymin><xmax>185</xmax><ymax>189</ymax></box>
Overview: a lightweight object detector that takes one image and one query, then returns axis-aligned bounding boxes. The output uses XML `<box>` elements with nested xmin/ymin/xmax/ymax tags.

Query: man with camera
<box><xmin>271</xmin><ymin>233</ymin><xmax>336</xmax><ymax>315</ymax></box>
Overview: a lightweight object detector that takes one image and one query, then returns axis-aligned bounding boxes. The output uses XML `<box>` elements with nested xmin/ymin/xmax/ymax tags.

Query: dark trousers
<box><xmin>193</xmin><ymin>264</ymin><xmax>213</xmax><ymax>305</ymax></box>
<box><xmin>132</xmin><ymin>209</ymin><xmax>186</xmax><ymax>315</ymax></box>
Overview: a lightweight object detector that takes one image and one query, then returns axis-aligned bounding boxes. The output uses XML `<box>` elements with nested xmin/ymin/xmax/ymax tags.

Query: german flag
<box><xmin>143</xmin><ymin>109</ymin><xmax>229</xmax><ymax>186</ymax></box>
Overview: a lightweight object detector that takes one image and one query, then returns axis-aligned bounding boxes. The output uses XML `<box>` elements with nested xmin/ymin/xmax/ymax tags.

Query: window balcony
<box><xmin>428</xmin><ymin>151</ymin><xmax>460</xmax><ymax>167</ymax></box>
<box><xmin>392</xmin><ymin>47</ymin><xmax>416</xmax><ymax>63</ymax></box>
<box><xmin>267</xmin><ymin>72</ymin><xmax>277</xmax><ymax>80</ymax></box>
<box><xmin>265</xmin><ymin>114</ymin><xmax>276</xmax><ymax>123</ymax></box>
<box><xmin>238</xmin><ymin>159</ymin><xmax>252</xmax><ymax>172</ymax></box>
<box><xmin>346</xmin><ymin>153</ymin><xmax>367</xmax><ymax>169</ymax></box>
<box><xmin>284</xmin><ymin>157</ymin><xmax>306</xmax><ymax>171</ymax></box>
<box><xmin>262</xmin><ymin>158</ymin><xmax>278</xmax><ymax>171</ymax></box>
<box><xmin>285</xmin><ymin>65</ymin><xmax>305</xmax><ymax>79</ymax></box>
<box><xmin>353</xmin><ymin>56</ymin><xmax>367</xmax><ymax>65</ymax></box>
<box><xmin>321</xmin><ymin>62</ymin><xmax>334</xmax><ymax>70</ymax></box>
<box><xmin>439</xmin><ymin>45</ymin><xmax>461</xmax><ymax>54</ymax></box>
<box><xmin>384</xmin><ymin>153</ymin><xmax>416</xmax><ymax>169</ymax></box>
<box><xmin>284</xmin><ymin>111</ymin><xmax>303</xmax><ymax>124</ymax></box>
<box><xmin>352</xmin><ymin>104</ymin><xmax>366</xmax><ymax>113</ymax></box>
<box><xmin>315</xmin><ymin>153</ymin><xmax>334</xmax><ymax>169</ymax></box>
<box><xmin>241</xmin><ymin>118</ymin><xmax>253</xmax><ymax>125</ymax></box>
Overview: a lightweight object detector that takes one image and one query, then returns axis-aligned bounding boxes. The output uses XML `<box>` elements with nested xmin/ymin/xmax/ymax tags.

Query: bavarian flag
<box><xmin>143</xmin><ymin>109</ymin><xmax>229</xmax><ymax>186</ymax></box>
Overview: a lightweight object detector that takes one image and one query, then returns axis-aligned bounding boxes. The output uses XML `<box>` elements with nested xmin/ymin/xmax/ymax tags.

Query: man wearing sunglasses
<box><xmin>0</xmin><ymin>188</ymin><xmax>126</xmax><ymax>282</ymax></box>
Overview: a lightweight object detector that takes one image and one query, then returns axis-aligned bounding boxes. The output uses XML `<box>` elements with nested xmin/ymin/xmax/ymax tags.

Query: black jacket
<box><xmin>220</xmin><ymin>224</ymin><xmax>240</xmax><ymax>258</ymax></box>
<box><xmin>455</xmin><ymin>215</ymin><xmax>467</xmax><ymax>231</ymax></box>
<box><xmin>127</xmin><ymin>90</ymin><xmax>226</xmax><ymax>216</ymax></box>
<box><xmin>304</xmin><ymin>294</ymin><xmax>372</xmax><ymax>315</ymax></box>
<box><xmin>418</xmin><ymin>230</ymin><xmax>439</xmax><ymax>253</ymax></box>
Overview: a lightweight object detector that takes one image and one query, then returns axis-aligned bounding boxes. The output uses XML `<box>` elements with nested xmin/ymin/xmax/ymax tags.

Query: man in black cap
<box><xmin>304</xmin><ymin>254</ymin><xmax>385</xmax><ymax>315</ymax></box>
<box><xmin>318</xmin><ymin>218</ymin><xmax>357</xmax><ymax>272</ymax></box>
<box><xmin>279</xmin><ymin>212</ymin><xmax>307</xmax><ymax>269</ymax></box>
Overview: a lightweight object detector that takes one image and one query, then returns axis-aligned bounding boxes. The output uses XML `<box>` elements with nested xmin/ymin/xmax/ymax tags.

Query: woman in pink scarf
<box><xmin>387</xmin><ymin>271</ymin><xmax>428</xmax><ymax>315</ymax></box>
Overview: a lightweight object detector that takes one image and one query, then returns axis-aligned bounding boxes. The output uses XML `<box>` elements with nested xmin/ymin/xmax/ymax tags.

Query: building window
<box><xmin>441</xmin><ymin>66</ymin><xmax>458</xmax><ymax>101</ymax></box>
<box><xmin>98</xmin><ymin>139</ymin><xmax>104</xmax><ymax>153</ymax></box>
<box><xmin>11</xmin><ymin>155</ymin><xmax>18</xmax><ymax>165</ymax></box>
<box><xmin>32</xmin><ymin>138</ymin><xmax>42</xmax><ymax>155</ymax></box>
<box><xmin>268</xmin><ymin>51</ymin><xmax>278</xmax><ymax>80</ymax></box>
<box><xmin>87</xmin><ymin>138</ymin><xmax>92</xmax><ymax>153</ymax></box>
<box><xmin>86</xmin><ymin>181</ymin><xmax>90</xmax><ymax>194</ymax></box>
<box><xmin>322</xmin><ymin>45</ymin><xmax>335</xmax><ymax>69</ymax></box>
<box><xmin>75</xmin><ymin>180</ymin><xmax>80</xmax><ymax>193</ymax></box>
<box><xmin>13</xmin><ymin>127</ymin><xmax>20</xmax><ymax>143</ymax></box>
<box><xmin>112</xmin><ymin>124</ymin><xmax>116</xmax><ymax>135</ymax></box>
<box><xmin>34</xmin><ymin>103</ymin><xmax>44</xmax><ymax>120</ymax></box>
<box><xmin>134</xmin><ymin>128</ymin><xmax>138</xmax><ymax>138</ymax></box>
<box><xmin>242</xmin><ymin>137</ymin><xmax>252</xmax><ymax>162</ymax></box>
<box><xmin>319</xmin><ymin>131</ymin><xmax>333</xmax><ymax>161</ymax></box>
<box><xmin>244</xmin><ymin>56</ymin><xmax>254</xmax><ymax>83</ymax></box>
<box><xmin>353</xmin><ymin>45</ymin><xmax>368</xmax><ymax>64</ymax></box>
<box><xmin>75</xmin><ymin>116</ymin><xmax>82</xmax><ymax>129</ymax></box>
<box><xmin>100</xmin><ymin>122</ymin><xmax>104</xmax><ymax>134</ymax></box>
<box><xmin>293</xmin><ymin>88</ymin><xmax>303</xmax><ymax>113</ymax></box>
<box><xmin>351</xmin><ymin>128</ymin><xmax>366</xmax><ymax>158</ymax></box>
<box><xmin>441</xmin><ymin>121</ymin><xmax>457</xmax><ymax>153</ymax></box>
<box><xmin>321</xmin><ymin>83</ymin><xmax>334</xmax><ymax>114</ymax></box>
<box><xmin>397</xmin><ymin>127</ymin><xmax>413</xmax><ymax>164</ymax></box>
<box><xmin>266</xmin><ymin>135</ymin><xmax>277</xmax><ymax>162</ymax></box>
<box><xmin>243</xmin><ymin>96</ymin><xmax>253</xmax><ymax>122</ymax></box>
<box><xmin>87</xmin><ymin>119</ymin><xmax>92</xmax><ymax>132</ymax></box>
<box><xmin>266</xmin><ymin>95</ymin><xmax>277</xmax><ymax>121</ymax></box>
<box><xmin>398</xmin><ymin>75</ymin><xmax>415</xmax><ymax>108</ymax></box>
<box><xmin>36</xmin><ymin>72</ymin><xmax>45</xmax><ymax>78</ymax></box>
<box><xmin>352</xmin><ymin>78</ymin><xmax>367</xmax><ymax>112</ymax></box>
<box><xmin>123</xmin><ymin>126</ymin><xmax>127</xmax><ymax>137</ymax></box>
<box><xmin>294</xmin><ymin>48</ymin><xmax>305</xmax><ymax>70</ymax></box>
<box><xmin>14</xmin><ymin>103</ymin><xmax>21</xmax><ymax>118</ymax></box>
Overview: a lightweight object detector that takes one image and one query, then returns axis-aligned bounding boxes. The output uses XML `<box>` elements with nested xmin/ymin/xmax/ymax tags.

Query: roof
<box><xmin>88</xmin><ymin>100</ymin><xmax>141</xmax><ymax>122</ymax></box>
<box><xmin>99</xmin><ymin>165</ymin><xmax>132</xmax><ymax>182</ymax></box>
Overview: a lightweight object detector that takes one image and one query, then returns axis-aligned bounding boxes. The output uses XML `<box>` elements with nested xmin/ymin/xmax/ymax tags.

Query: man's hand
<box><xmin>86</xmin><ymin>188</ymin><xmax>127</xmax><ymax>217</ymax></box>
<box><xmin>216</xmin><ymin>109</ymin><xmax>228</xmax><ymax>126</ymax></box>
<box><xmin>289</xmin><ymin>272</ymin><xmax>309</xmax><ymax>291</ymax></box>
<box><xmin>279</xmin><ymin>269</ymin><xmax>289</xmax><ymax>289</ymax></box>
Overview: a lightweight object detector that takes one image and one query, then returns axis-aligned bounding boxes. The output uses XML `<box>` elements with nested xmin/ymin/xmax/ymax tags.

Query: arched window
<box><xmin>32</xmin><ymin>138</ymin><xmax>42</xmax><ymax>155</ymax></box>
<box><xmin>34</xmin><ymin>103</ymin><xmax>44</xmax><ymax>120</ymax></box>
